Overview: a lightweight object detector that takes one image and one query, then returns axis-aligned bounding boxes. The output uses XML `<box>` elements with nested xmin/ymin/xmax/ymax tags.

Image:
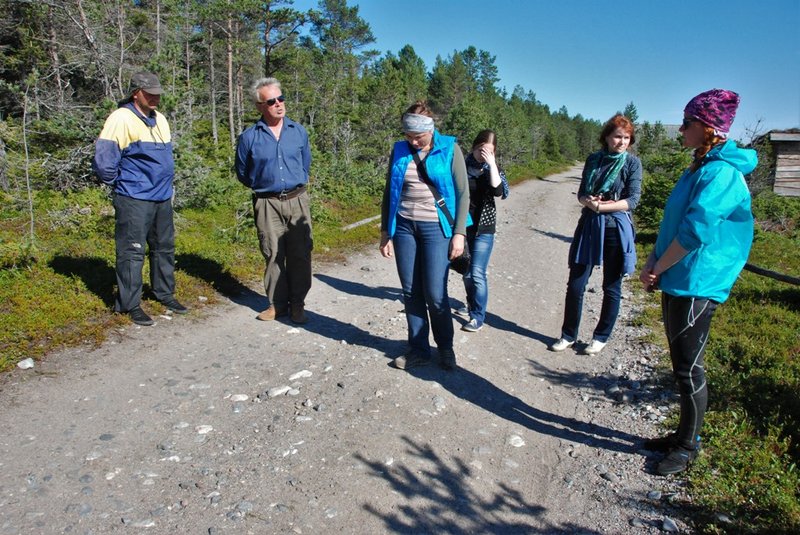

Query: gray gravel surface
<box><xmin>0</xmin><ymin>166</ymin><xmax>693</xmax><ymax>534</ymax></box>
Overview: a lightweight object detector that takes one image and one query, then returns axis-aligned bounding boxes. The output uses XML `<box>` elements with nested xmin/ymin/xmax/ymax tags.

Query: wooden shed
<box><xmin>765</xmin><ymin>130</ymin><xmax>800</xmax><ymax>197</ymax></box>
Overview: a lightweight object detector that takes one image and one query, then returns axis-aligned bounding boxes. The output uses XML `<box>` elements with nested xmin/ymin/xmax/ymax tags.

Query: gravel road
<box><xmin>0</xmin><ymin>166</ymin><xmax>692</xmax><ymax>534</ymax></box>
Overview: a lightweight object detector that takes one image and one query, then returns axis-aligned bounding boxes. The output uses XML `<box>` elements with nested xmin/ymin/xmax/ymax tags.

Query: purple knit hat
<box><xmin>684</xmin><ymin>89</ymin><xmax>740</xmax><ymax>137</ymax></box>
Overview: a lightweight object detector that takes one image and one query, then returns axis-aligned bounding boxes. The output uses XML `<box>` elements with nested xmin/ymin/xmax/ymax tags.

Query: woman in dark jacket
<box><xmin>455</xmin><ymin>130</ymin><xmax>509</xmax><ymax>332</ymax></box>
<box><xmin>550</xmin><ymin>114</ymin><xmax>642</xmax><ymax>355</ymax></box>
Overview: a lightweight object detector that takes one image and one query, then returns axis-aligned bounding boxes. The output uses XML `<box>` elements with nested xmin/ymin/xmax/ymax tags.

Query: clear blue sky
<box><xmin>293</xmin><ymin>0</ymin><xmax>800</xmax><ymax>142</ymax></box>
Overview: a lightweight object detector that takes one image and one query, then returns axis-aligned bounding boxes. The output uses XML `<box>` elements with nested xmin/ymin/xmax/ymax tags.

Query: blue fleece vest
<box><xmin>386</xmin><ymin>132</ymin><xmax>458</xmax><ymax>238</ymax></box>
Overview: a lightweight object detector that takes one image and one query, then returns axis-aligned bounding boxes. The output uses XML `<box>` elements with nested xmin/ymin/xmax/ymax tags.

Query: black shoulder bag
<box><xmin>410</xmin><ymin>148</ymin><xmax>471</xmax><ymax>275</ymax></box>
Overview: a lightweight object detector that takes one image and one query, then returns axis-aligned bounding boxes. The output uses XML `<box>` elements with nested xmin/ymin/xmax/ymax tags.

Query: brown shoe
<box><xmin>257</xmin><ymin>305</ymin><xmax>287</xmax><ymax>321</ymax></box>
<box><xmin>290</xmin><ymin>304</ymin><xmax>308</xmax><ymax>324</ymax></box>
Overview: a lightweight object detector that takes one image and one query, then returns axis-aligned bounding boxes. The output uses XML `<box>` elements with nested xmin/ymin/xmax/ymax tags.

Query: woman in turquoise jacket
<box><xmin>380</xmin><ymin>101</ymin><xmax>470</xmax><ymax>371</ymax></box>
<box><xmin>640</xmin><ymin>89</ymin><xmax>756</xmax><ymax>475</ymax></box>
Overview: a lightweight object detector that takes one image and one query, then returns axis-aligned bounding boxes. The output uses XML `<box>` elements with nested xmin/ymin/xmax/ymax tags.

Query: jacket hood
<box><xmin>705</xmin><ymin>139</ymin><xmax>757</xmax><ymax>175</ymax></box>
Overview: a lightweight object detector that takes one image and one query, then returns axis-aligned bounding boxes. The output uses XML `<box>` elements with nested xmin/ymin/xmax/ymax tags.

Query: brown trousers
<box><xmin>252</xmin><ymin>191</ymin><xmax>313</xmax><ymax>310</ymax></box>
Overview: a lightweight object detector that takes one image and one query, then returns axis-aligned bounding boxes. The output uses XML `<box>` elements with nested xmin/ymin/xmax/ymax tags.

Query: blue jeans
<box><xmin>392</xmin><ymin>215</ymin><xmax>454</xmax><ymax>354</ymax></box>
<box><xmin>463</xmin><ymin>232</ymin><xmax>495</xmax><ymax>326</ymax></box>
<box><xmin>560</xmin><ymin>226</ymin><xmax>623</xmax><ymax>343</ymax></box>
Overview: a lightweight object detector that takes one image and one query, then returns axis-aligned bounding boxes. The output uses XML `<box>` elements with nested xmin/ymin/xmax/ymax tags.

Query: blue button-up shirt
<box><xmin>235</xmin><ymin>117</ymin><xmax>311</xmax><ymax>193</ymax></box>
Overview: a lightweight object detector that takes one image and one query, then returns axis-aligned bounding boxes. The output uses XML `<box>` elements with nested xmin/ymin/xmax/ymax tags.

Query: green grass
<box><xmin>0</xmin><ymin>186</ymin><xmax>385</xmax><ymax>370</ymax></box>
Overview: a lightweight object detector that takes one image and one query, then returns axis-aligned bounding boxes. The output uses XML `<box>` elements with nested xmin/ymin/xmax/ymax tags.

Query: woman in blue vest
<box><xmin>380</xmin><ymin>101</ymin><xmax>470</xmax><ymax>371</ymax></box>
<box><xmin>640</xmin><ymin>89</ymin><xmax>755</xmax><ymax>475</ymax></box>
<box><xmin>550</xmin><ymin>114</ymin><xmax>642</xmax><ymax>355</ymax></box>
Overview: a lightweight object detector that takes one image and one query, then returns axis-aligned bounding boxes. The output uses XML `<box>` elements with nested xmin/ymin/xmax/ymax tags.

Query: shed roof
<box><xmin>751</xmin><ymin>128</ymin><xmax>800</xmax><ymax>146</ymax></box>
<box><xmin>770</xmin><ymin>131</ymin><xmax>800</xmax><ymax>142</ymax></box>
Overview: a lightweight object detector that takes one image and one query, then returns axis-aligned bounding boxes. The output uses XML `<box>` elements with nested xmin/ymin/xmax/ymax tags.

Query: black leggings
<box><xmin>662</xmin><ymin>293</ymin><xmax>718</xmax><ymax>449</ymax></box>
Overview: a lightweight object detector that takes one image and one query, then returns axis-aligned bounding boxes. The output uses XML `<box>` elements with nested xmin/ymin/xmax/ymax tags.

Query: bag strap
<box><xmin>410</xmin><ymin>146</ymin><xmax>455</xmax><ymax>227</ymax></box>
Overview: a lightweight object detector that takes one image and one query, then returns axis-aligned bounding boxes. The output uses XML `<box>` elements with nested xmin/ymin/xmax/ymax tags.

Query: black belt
<box><xmin>253</xmin><ymin>184</ymin><xmax>306</xmax><ymax>200</ymax></box>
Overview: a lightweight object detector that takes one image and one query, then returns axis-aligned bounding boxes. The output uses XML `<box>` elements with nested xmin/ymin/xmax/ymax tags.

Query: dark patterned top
<box><xmin>465</xmin><ymin>152</ymin><xmax>509</xmax><ymax>235</ymax></box>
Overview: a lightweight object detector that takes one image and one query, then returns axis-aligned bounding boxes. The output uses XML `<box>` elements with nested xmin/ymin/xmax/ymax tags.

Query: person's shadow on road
<box><xmin>176</xmin><ymin>253</ymin><xmax>263</xmax><ymax>312</ymax></box>
<box><xmin>275</xmin><ymin>310</ymin><xmax>407</xmax><ymax>358</ymax></box>
<box><xmin>483</xmin><ymin>311</ymin><xmax>554</xmax><ymax>346</ymax></box>
<box><xmin>408</xmin><ymin>364</ymin><xmax>638</xmax><ymax>455</ymax></box>
<box><xmin>314</xmin><ymin>273</ymin><xmax>402</xmax><ymax>302</ymax></box>
<box><xmin>530</xmin><ymin>227</ymin><xmax>573</xmax><ymax>243</ymax></box>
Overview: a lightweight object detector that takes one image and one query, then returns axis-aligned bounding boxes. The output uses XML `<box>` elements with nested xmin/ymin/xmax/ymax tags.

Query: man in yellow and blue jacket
<box><xmin>92</xmin><ymin>72</ymin><xmax>187</xmax><ymax>326</ymax></box>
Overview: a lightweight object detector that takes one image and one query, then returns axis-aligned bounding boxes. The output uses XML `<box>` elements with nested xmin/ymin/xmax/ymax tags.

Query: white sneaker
<box><xmin>584</xmin><ymin>339</ymin><xmax>607</xmax><ymax>354</ymax></box>
<box><xmin>549</xmin><ymin>338</ymin><xmax>574</xmax><ymax>352</ymax></box>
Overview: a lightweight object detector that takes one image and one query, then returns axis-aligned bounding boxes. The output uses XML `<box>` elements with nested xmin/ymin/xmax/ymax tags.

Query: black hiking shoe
<box><xmin>438</xmin><ymin>348</ymin><xmax>457</xmax><ymax>371</ymax></box>
<box><xmin>160</xmin><ymin>298</ymin><xmax>189</xmax><ymax>314</ymax></box>
<box><xmin>643</xmin><ymin>433</ymin><xmax>678</xmax><ymax>452</ymax></box>
<box><xmin>128</xmin><ymin>306</ymin><xmax>154</xmax><ymax>326</ymax></box>
<box><xmin>656</xmin><ymin>446</ymin><xmax>698</xmax><ymax>476</ymax></box>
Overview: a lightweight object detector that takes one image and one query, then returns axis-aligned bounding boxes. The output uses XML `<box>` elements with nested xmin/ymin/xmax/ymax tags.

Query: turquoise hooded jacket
<box><xmin>655</xmin><ymin>139</ymin><xmax>756</xmax><ymax>303</ymax></box>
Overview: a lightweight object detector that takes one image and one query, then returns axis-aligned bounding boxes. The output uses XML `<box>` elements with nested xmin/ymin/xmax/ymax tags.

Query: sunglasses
<box><xmin>261</xmin><ymin>95</ymin><xmax>285</xmax><ymax>106</ymax></box>
<box><xmin>681</xmin><ymin>117</ymin><xmax>698</xmax><ymax>129</ymax></box>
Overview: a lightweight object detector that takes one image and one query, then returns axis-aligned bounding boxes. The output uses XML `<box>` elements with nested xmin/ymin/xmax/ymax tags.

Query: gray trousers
<box><xmin>113</xmin><ymin>194</ymin><xmax>176</xmax><ymax>312</ymax></box>
<box><xmin>252</xmin><ymin>191</ymin><xmax>313</xmax><ymax>311</ymax></box>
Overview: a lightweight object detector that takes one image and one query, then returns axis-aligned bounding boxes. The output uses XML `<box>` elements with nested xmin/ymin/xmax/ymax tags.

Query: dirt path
<box><xmin>0</xmin><ymin>166</ymin><xmax>688</xmax><ymax>534</ymax></box>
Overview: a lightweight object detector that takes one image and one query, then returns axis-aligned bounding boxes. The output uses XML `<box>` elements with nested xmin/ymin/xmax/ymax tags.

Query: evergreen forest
<box><xmin>0</xmin><ymin>0</ymin><xmax>599</xmax><ymax>215</ymax></box>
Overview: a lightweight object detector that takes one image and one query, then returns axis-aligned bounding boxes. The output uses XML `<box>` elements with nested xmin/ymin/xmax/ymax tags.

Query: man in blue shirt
<box><xmin>235</xmin><ymin>78</ymin><xmax>313</xmax><ymax>324</ymax></box>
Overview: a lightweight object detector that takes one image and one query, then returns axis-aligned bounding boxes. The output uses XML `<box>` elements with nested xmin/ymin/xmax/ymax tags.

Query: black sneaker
<box><xmin>438</xmin><ymin>348</ymin><xmax>457</xmax><ymax>371</ymax></box>
<box><xmin>128</xmin><ymin>306</ymin><xmax>154</xmax><ymax>326</ymax></box>
<box><xmin>643</xmin><ymin>433</ymin><xmax>678</xmax><ymax>452</ymax></box>
<box><xmin>656</xmin><ymin>446</ymin><xmax>698</xmax><ymax>476</ymax></box>
<box><xmin>160</xmin><ymin>298</ymin><xmax>189</xmax><ymax>314</ymax></box>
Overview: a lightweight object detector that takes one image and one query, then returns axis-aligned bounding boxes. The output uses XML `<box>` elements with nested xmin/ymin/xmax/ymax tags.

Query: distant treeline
<box><xmin>0</xmin><ymin>0</ymin><xmax>610</xmax><ymax>213</ymax></box>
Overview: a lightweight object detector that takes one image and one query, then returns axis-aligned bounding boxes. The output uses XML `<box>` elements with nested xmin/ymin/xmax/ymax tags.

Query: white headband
<box><xmin>402</xmin><ymin>113</ymin><xmax>434</xmax><ymax>133</ymax></box>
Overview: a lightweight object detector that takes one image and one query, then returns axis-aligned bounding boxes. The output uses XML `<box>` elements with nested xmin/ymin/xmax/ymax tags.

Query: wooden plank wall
<box><xmin>774</xmin><ymin>142</ymin><xmax>800</xmax><ymax>197</ymax></box>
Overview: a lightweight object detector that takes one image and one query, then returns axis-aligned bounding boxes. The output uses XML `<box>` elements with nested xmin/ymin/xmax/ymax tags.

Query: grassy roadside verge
<box><xmin>633</xmin><ymin>192</ymin><xmax>800</xmax><ymax>534</ymax></box>
<box><xmin>0</xmin><ymin>161</ymin><xmax>569</xmax><ymax>372</ymax></box>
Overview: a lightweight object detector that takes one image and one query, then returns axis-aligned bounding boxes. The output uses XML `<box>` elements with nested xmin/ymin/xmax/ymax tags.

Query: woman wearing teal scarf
<box><xmin>550</xmin><ymin>114</ymin><xmax>642</xmax><ymax>355</ymax></box>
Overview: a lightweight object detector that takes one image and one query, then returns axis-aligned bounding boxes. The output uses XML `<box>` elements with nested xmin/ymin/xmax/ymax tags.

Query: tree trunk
<box><xmin>226</xmin><ymin>10</ymin><xmax>235</xmax><ymax>147</ymax></box>
<box><xmin>209</xmin><ymin>28</ymin><xmax>218</xmax><ymax>146</ymax></box>
<box><xmin>234</xmin><ymin>19</ymin><xmax>243</xmax><ymax>136</ymax></box>
<box><xmin>46</xmin><ymin>6</ymin><xmax>65</xmax><ymax>109</ymax></box>
<box><xmin>156</xmin><ymin>0</ymin><xmax>161</xmax><ymax>56</ymax></box>
<box><xmin>22</xmin><ymin>88</ymin><xmax>35</xmax><ymax>242</ymax></box>
<box><xmin>115</xmin><ymin>0</ymin><xmax>126</xmax><ymax>98</ymax></box>
<box><xmin>263</xmin><ymin>2</ymin><xmax>271</xmax><ymax>76</ymax></box>
<box><xmin>184</xmin><ymin>0</ymin><xmax>193</xmax><ymax>134</ymax></box>
<box><xmin>0</xmin><ymin>137</ymin><xmax>8</xmax><ymax>192</ymax></box>
<box><xmin>72</xmin><ymin>0</ymin><xmax>113</xmax><ymax>99</ymax></box>
<box><xmin>236</xmin><ymin>65</ymin><xmax>243</xmax><ymax>136</ymax></box>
